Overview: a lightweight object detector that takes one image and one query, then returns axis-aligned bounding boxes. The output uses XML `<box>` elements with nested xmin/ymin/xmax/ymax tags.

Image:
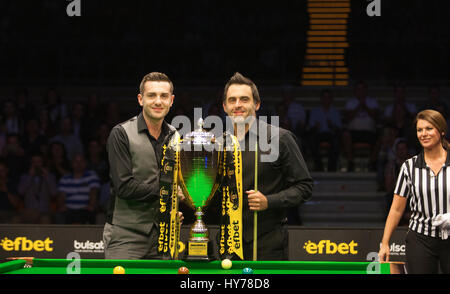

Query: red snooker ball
<box><xmin>178</xmin><ymin>266</ymin><xmax>189</xmax><ymax>274</ymax></box>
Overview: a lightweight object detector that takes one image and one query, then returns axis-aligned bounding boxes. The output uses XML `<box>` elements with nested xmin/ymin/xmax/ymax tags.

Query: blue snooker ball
<box><xmin>242</xmin><ymin>267</ymin><xmax>253</xmax><ymax>274</ymax></box>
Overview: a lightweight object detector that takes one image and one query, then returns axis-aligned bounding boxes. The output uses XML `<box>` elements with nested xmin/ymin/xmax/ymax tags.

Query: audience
<box><xmin>86</xmin><ymin>139</ymin><xmax>109</xmax><ymax>184</ymax></box>
<box><xmin>1</xmin><ymin>133</ymin><xmax>27</xmax><ymax>185</ymax></box>
<box><xmin>22</xmin><ymin>118</ymin><xmax>48</xmax><ymax>156</ymax></box>
<box><xmin>375</xmin><ymin>124</ymin><xmax>400</xmax><ymax>191</ymax></box>
<box><xmin>0</xmin><ymin>161</ymin><xmax>21</xmax><ymax>223</ymax></box>
<box><xmin>49</xmin><ymin>117</ymin><xmax>84</xmax><ymax>161</ymax></box>
<box><xmin>0</xmin><ymin>84</ymin><xmax>447</xmax><ymax>225</ymax></box>
<box><xmin>281</xmin><ymin>87</ymin><xmax>307</xmax><ymax>146</ymax></box>
<box><xmin>342</xmin><ymin>81</ymin><xmax>381</xmax><ymax>171</ymax></box>
<box><xmin>308</xmin><ymin>89</ymin><xmax>342</xmax><ymax>172</ymax></box>
<box><xmin>70</xmin><ymin>102</ymin><xmax>91</xmax><ymax>147</ymax></box>
<box><xmin>2</xmin><ymin>100</ymin><xmax>24</xmax><ymax>135</ymax></box>
<box><xmin>384</xmin><ymin>85</ymin><xmax>417</xmax><ymax>121</ymax></box>
<box><xmin>43</xmin><ymin>88</ymin><xmax>68</xmax><ymax>127</ymax></box>
<box><xmin>17</xmin><ymin>153</ymin><xmax>58</xmax><ymax>224</ymax></box>
<box><xmin>46</xmin><ymin>141</ymin><xmax>71</xmax><ymax>182</ymax></box>
<box><xmin>56</xmin><ymin>154</ymin><xmax>100</xmax><ymax>224</ymax></box>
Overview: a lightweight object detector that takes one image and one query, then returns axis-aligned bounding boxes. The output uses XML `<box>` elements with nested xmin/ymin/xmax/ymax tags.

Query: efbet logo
<box><xmin>0</xmin><ymin>237</ymin><xmax>54</xmax><ymax>252</ymax></box>
<box><xmin>303</xmin><ymin>240</ymin><xmax>358</xmax><ymax>255</ymax></box>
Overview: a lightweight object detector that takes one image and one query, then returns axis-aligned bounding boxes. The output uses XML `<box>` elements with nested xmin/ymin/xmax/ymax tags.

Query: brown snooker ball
<box><xmin>178</xmin><ymin>266</ymin><xmax>189</xmax><ymax>274</ymax></box>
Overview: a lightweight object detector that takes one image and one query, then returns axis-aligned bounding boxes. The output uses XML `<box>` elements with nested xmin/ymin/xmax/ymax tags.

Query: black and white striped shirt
<box><xmin>394</xmin><ymin>151</ymin><xmax>450</xmax><ymax>238</ymax></box>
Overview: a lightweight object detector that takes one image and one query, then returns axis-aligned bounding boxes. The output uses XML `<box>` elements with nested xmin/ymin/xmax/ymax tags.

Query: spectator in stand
<box><xmin>1</xmin><ymin>133</ymin><xmax>27</xmax><ymax>185</ymax></box>
<box><xmin>276</xmin><ymin>103</ymin><xmax>291</xmax><ymax>131</ymax></box>
<box><xmin>46</xmin><ymin>141</ymin><xmax>71</xmax><ymax>182</ymax></box>
<box><xmin>342</xmin><ymin>81</ymin><xmax>380</xmax><ymax>171</ymax></box>
<box><xmin>17</xmin><ymin>153</ymin><xmax>58</xmax><ymax>224</ymax></box>
<box><xmin>57</xmin><ymin>154</ymin><xmax>100</xmax><ymax>224</ymax></box>
<box><xmin>103</xmin><ymin>101</ymin><xmax>122</xmax><ymax>129</ymax></box>
<box><xmin>21</xmin><ymin>118</ymin><xmax>48</xmax><ymax>156</ymax></box>
<box><xmin>86</xmin><ymin>139</ymin><xmax>109</xmax><ymax>184</ymax></box>
<box><xmin>0</xmin><ymin>161</ymin><xmax>21</xmax><ymax>223</ymax></box>
<box><xmin>14</xmin><ymin>87</ymin><xmax>35</xmax><ymax>120</ymax></box>
<box><xmin>281</xmin><ymin>86</ymin><xmax>307</xmax><ymax>139</ymax></box>
<box><xmin>375</xmin><ymin>124</ymin><xmax>399</xmax><ymax>191</ymax></box>
<box><xmin>383</xmin><ymin>138</ymin><xmax>411</xmax><ymax>225</ymax></box>
<box><xmin>0</xmin><ymin>122</ymin><xmax>6</xmax><ymax>155</ymax></box>
<box><xmin>43</xmin><ymin>88</ymin><xmax>68</xmax><ymax>127</ymax></box>
<box><xmin>94</xmin><ymin>122</ymin><xmax>111</xmax><ymax>151</ymax></box>
<box><xmin>86</xmin><ymin>93</ymin><xmax>102</xmax><ymax>118</ymax></box>
<box><xmin>384</xmin><ymin>85</ymin><xmax>417</xmax><ymax>122</ymax></box>
<box><xmin>422</xmin><ymin>85</ymin><xmax>450</xmax><ymax>141</ymax></box>
<box><xmin>421</xmin><ymin>85</ymin><xmax>449</xmax><ymax>117</ymax></box>
<box><xmin>2</xmin><ymin>100</ymin><xmax>23</xmax><ymax>135</ymax></box>
<box><xmin>84</xmin><ymin>93</ymin><xmax>103</xmax><ymax>140</ymax></box>
<box><xmin>383</xmin><ymin>84</ymin><xmax>418</xmax><ymax>151</ymax></box>
<box><xmin>70</xmin><ymin>102</ymin><xmax>91</xmax><ymax>146</ymax></box>
<box><xmin>50</xmin><ymin>117</ymin><xmax>84</xmax><ymax>161</ymax></box>
<box><xmin>37</xmin><ymin>107</ymin><xmax>56</xmax><ymax>138</ymax></box>
<box><xmin>308</xmin><ymin>89</ymin><xmax>342</xmax><ymax>172</ymax></box>
<box><xmin>96</xmin><ymin>181</ymin><xmax>111</xmax><ymax>224</ymax></box>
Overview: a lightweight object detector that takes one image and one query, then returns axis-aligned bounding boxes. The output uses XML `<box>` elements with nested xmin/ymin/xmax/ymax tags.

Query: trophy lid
<box><xmin>183</xmin><ymin>118</ymin><xmax>215</xmax><ymax>146</ymax></box>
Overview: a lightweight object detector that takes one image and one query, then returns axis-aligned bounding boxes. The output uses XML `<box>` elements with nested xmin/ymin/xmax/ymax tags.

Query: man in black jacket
<box><xmin>220</xmin><ymin>72</ymin><xmax>313</xmax><ymax>260</ymax></box>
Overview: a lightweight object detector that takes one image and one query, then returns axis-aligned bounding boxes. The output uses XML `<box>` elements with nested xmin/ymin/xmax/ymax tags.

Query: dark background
<box><xmin>1</xmin><ymin>0</ymin><xmax>449</xmax><ymax>88</ymax></box>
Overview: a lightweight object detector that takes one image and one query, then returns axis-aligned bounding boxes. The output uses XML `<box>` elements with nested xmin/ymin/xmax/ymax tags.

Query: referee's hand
<box><xmin>378</xmin><ymin>243</ymin><xmax>390</xmax><ymax>262</ymax></box>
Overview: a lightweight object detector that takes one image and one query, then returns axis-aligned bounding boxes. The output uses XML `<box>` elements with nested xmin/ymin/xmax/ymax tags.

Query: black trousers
<box><xmin>405</xmin><ymin>230</ymin><xmax>450</xmax><ymax>274</ymax></box>
<box><xmin>242</xmin><ymin>226</ymin><xmax>289</xmax><ymax>261</ymax></box>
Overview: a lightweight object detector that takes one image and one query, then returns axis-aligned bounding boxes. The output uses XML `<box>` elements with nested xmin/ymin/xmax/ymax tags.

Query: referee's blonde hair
<box><xmin>415</xmin><ymin>109</ymin><xmax>450</xmax><ymax>149</ymax></box>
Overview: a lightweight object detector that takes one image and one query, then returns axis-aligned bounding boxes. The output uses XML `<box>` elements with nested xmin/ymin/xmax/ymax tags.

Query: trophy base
<box><xmin>185</xmin><ymin>240</ymin><xmax>210</xmax><ymax>261</ymax></box>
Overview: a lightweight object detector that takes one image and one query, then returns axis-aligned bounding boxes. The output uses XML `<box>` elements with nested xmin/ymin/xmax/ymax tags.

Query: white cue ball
<box><xmin>221</xmin><ymin>259</ymin><xmax>232</xmax><ymax>270</ymax></box>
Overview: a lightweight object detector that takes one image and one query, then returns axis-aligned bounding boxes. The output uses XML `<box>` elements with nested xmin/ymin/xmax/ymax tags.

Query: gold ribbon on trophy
<box><xmin>219</xmin><ymin>133</ymin><xmax>244</xmax><ymax>260</ymax></box>
<box><xmin>157</xmin><ymin>131</ymin><xmax>181</xmax><ymax>259</ymax></box>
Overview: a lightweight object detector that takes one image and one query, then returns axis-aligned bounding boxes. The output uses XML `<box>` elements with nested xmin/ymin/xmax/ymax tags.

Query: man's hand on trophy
<box><xmin>177</xmin><ymin>185</ymin><xmax>186</xmax><ymax>201</ymax></box>
<box><xmin>178</xmin><ymin>211</ymin><xmax>184</xmax><ymax>224</ymax></box>
<box><xmin>246</xmin><ymin>190</ymin><xmax>268</xmax><ymax>211</ymax></box>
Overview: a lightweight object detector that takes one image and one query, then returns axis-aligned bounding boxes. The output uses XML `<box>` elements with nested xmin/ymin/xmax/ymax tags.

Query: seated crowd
<box><xmin>0</xmin><ymin>83</ymin><xmax>448</xmax><ymax>225</ymax></box>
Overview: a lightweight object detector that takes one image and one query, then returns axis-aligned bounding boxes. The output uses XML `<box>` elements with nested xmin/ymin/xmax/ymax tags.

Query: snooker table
<box><xmin>0</xmin><ymin>258</ymin><xmax>395</xmax><ymax>274</ymax></box>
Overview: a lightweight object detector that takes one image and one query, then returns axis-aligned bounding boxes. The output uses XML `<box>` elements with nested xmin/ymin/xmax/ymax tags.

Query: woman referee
<box><xmin>379</xmin><ymin>109</ymin><xmax>450</xmax><ymax>274</ymax></box>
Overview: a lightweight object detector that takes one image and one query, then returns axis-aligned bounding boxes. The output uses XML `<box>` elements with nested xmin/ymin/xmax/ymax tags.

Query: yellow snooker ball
<box><xmin>221</xmin><ymin>259</ymin><xmax>232</xmax><ymax>270</ymax></box>
<box><xmin>113</xmin><ymin>266</ymin><xmax>125</xmax><ymax>274</ymax></box>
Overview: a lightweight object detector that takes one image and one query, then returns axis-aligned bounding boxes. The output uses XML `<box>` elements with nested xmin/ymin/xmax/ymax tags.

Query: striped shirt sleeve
<box><xmin>394</xmin><ymin>161</ymin><xmax>411</xmax><ymax>198</ymax></box>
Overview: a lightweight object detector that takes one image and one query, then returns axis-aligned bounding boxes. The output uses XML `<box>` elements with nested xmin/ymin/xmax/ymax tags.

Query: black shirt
<box><xmin>206</xmin><ymin>119</ymin><xmax>313</xmax><ymax>241</ymax></box>
<box><xmin>239</xmin><ymin>120</ymin><xmax>313</xmax><ymax>241</ymax></box>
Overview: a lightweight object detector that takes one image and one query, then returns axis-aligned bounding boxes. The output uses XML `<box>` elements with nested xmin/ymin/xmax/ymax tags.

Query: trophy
<box><xmin>178</xmin><ymin>119</ymin><xmax>222</xmax><ymax>261</ymax></box>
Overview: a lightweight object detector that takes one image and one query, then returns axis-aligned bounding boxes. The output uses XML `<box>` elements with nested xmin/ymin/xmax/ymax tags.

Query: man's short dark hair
<box><xmin>222</xmin><ymin>72</ymin><xmax>260</xmax><ymax>104</ymax></box>
<box><xmin>139</xmin><ymin>72</ymin><xmax>173</xmax><ymax>95</ymax></box>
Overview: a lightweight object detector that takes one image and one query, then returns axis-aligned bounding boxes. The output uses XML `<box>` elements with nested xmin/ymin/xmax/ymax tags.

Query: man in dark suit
<box><xmin>220</xmin><ymin>72</ymin><xmax>313</xmax><ymax>260</ymax></box>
